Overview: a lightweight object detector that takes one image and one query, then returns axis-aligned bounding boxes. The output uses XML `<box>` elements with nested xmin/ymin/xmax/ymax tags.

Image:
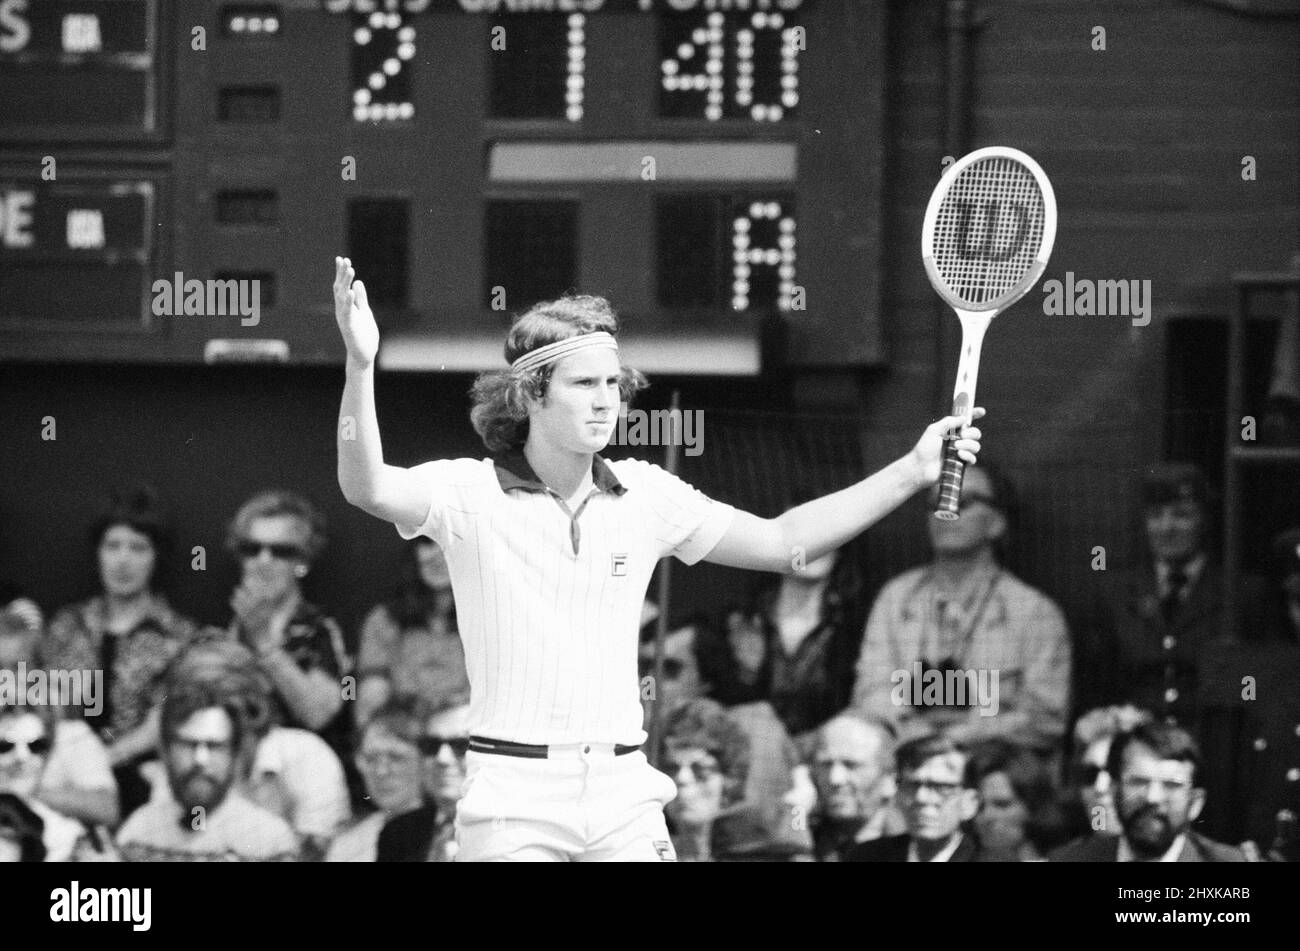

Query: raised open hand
<box><xmin>333</xmin><ymin>256</ymin><xmax>379</xmax><ymax>366</ymax></box>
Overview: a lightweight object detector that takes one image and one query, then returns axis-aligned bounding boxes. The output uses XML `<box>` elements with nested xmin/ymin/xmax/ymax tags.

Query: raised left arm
<box><xmin>703</xmin><ymin>412</ymin><xmax>983</xmax><ymax>573</ymax></box>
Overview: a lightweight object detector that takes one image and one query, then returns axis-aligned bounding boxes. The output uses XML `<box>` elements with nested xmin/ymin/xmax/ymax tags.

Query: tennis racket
<box><xmin>922</xmin><ymin>146</ymin><xmax>1057</xmax><ymax>519</ymax></box>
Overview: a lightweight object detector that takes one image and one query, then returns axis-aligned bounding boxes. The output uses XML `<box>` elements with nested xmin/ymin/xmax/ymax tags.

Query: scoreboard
<box><xmin>0</xmin><ymin>0</ymin><xmax>162</xmax><ymax>141</ymax></box>
<box><xmin>1</xmin><ymin>0</ymin><xmax>886</xmax><ymax>372</ymax></box>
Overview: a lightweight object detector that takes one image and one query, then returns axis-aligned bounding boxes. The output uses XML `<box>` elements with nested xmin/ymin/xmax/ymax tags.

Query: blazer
<box><xmin>1048</xmin><ymin>832</ymin><xmax>1247</xmax><ymax>863</ymax></box>
<box><xmin>1086</xmin><ymin>561</ymin><xmax>1274</xmax><ymax>724</ymax></box>
<box><xmin>845</xmin><ymin>832</ymin><xmax>981</xmax><ymax>863</ymax></box>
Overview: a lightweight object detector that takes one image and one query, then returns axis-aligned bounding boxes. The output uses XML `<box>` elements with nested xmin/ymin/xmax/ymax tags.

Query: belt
<box><xmin>468</xmin><ymin>735</ymin><xmax>640</xmax><ymax>758</ymax></box>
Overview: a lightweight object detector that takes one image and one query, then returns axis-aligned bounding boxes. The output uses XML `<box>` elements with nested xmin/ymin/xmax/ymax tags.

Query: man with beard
<box><xmin>115</xmin><ymin>683</ymin><xmax>299</xmax><ymax>861</ymax></box>
<box><xmin>1049</xmin><ymin>721</ymin><xmax>1246</xmax><ymax>862</ymax></box>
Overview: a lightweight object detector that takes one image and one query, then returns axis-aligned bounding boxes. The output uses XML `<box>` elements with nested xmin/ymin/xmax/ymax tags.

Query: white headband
<box><xmin>511</xmin><ymin>331</ymin><xmax>618</xmax><ymax>373</ymax></box>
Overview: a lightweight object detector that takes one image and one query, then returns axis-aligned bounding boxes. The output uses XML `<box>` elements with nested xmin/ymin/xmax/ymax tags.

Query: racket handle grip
<box><xmin>933</xmin><ymin>439</ymin><xmax>965</xmax><ymax>520</ymax></box>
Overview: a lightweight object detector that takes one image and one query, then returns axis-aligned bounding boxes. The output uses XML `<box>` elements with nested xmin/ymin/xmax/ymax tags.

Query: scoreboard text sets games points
<box><xmin>1</xmin><ymin>0</ymin><xmax>884</xmax><ymax>371</ymax></box>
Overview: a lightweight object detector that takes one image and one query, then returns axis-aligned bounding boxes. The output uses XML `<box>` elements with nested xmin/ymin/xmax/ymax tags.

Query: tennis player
<box><xmin>332</xmin><ymin>257</ymin><xmax>983</xmax><ymax>861</ymax></box>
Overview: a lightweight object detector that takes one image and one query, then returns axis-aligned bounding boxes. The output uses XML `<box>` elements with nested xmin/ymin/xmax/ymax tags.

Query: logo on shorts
<box><xmin>611</xmin><ymin>553</ymin><xmax>628</xmax><ymax>576</ymax></box>
<box><xmin>654</xmin><ymin>840</ymin><xmax>677</xmax><ymax>861</ymax></box>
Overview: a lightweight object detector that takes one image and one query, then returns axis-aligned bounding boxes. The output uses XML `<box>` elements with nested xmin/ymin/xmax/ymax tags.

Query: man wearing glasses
<box><xmin>851</xmin><ymin>465</ymin><xmax>1071</xmax><ymax>754</ymax></box>
<box><xmin>410</xmin><ymin>701</ymin><xmax>471</xmax><ymax>862</ymax></box>
<box><xmin>328</xmin><ymin>697</ymin><xmax>426</xmax><ymax>862</ymax></box>
<box><xmin>1050</xmin><ymin>721</ymin><xmax>1246</xmax><ymax>862</ymax></box>
<box><xmin>116</xmin><ymin>686</ymin><xmax>299</xmax><ymax>861</ymax></box>
<box><xmin>846</xmin><ymin>733</ymin><xmax>981</xmax><ymax>862</ymax></box>
<box><xmin>660</xmin><ymin>698</ymin><xmax>751</xmax><ymax>862</ymax></box>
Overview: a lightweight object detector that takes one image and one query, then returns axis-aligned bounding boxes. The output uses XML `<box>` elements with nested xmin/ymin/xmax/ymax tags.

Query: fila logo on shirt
<box><xmin>611</xmin><ymin>553</ymin><xmax>628</xmax><ymax>576</ymax></box>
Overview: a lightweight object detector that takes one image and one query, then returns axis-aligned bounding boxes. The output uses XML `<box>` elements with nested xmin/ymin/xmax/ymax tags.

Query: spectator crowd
<box><xmin>3</xmin><ymin>460</ymin><xmax>1299</xmax><ymax>862</ymax></box>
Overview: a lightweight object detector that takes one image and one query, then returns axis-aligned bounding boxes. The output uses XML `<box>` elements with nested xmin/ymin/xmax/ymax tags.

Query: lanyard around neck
<box><xmin>919</xmin><ymin>568</ymin><xmax>1002</xmax><ymax>664</ymax></box>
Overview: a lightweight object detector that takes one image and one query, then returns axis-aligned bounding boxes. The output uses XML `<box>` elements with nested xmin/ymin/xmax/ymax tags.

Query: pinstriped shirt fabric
<box><xmin>395</xmin><ymin>451</ymin><xmax>734</xmax><ymax>746</ymax></box>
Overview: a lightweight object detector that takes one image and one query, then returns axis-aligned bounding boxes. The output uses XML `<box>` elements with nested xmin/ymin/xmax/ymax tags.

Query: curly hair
<box><xmin>90</xmin><ymin>484</ymin><xmax>173</xmax><ymax>591</ymax></box>
<box><xmin>159</xmin><ymin>680</ymin><xmax>250</xmax><ymax>760</ymax></box>
<box><xmin>225</xmin><ymin>489</ymin><xmax>328</xmax><ymax>564</ymax></box>
<box><xmin>165</xmin><ymin>633</ymin><xmax>277</xmax><ymax>742</ymax></box>
<box><xmin>469</xmin><ymin>295</ymin><xmax>648</xmax><ymax>453</ymax></box>
<box><xmin>662</xmin><ymin>697</ymin><xmax>752</xmax><ymax>807</ymax></box>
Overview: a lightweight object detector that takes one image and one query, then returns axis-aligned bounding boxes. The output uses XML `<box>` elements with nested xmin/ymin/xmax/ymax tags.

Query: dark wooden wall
<box><xmin>839</xmin><ymin>0</ymin><xmax>1300</xmax><ymax>629</ymax></box>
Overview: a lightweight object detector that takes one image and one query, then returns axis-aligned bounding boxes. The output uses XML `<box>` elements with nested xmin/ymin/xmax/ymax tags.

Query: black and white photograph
<box><xmin>1</xmin><ymin>0</ymin><xmax>1297</xmax><ymax>933</ymax></box>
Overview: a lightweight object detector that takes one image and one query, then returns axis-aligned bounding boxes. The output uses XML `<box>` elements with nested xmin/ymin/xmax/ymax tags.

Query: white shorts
<box><xmin>454</xmin><ymin>744</ymin><xmax>679</xmax><ymax>862</ymax></box>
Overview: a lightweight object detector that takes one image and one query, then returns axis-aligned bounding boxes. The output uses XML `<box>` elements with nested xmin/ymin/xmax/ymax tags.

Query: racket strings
<box><xmin>933</xmin><ymin>157</ymin><xmax>1046</xmax><ymax>307</ymax></box>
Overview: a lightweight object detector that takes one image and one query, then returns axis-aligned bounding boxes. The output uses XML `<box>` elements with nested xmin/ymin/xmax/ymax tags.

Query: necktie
<box><xmin>1162</xmin><ymin>566</ymin><xmax>1187</xmax><ymax>626</ymax></box>
<box><xmin>934</xmin><ymin>599</ymin><xmax>953</xmax><ymax>658</ymax></box>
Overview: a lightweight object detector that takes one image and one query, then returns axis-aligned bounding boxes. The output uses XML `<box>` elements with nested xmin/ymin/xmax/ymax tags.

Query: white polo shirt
<box><xmin>396</xmin><ymin>450</ymin><xmax>734</xmax><ymax>746</ymax></box>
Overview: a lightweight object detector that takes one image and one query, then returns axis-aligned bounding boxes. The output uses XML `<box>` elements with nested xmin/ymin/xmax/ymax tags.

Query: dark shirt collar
<box><xmin>492</xmin><ymin>447</ymin><xmax>626</xmax><ymax>497</ymax></box>
<box><xmin>286</xmin><ymin>597</ymin><xmax>324</xmax><ymax>627</ymax></box>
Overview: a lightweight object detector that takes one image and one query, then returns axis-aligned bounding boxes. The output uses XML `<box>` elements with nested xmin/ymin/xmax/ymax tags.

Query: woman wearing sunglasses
<box><xmin>0</xmin><ymin>704</ymin><xmax>86</xmax><ymax>861</ymax></box>
<box><xmin>660</xmin><ymin>698</ymin><xmax>752</xmax><ymax>862</ymax></box>
<box><xmin>361</xmin><ymin>701</ymin><xmax>473</xmax><ymax>862</ymax></box>
<box><xmin>225</xmin><ymin>490</ymin><xmax>354</xmax><ymax>797</ymax></box>
<box><xmin>1070</xmin><ymin>703</ymin><xmax>1154</xmax><ymax>839</ymax></box>
<box><xmin>42</xmin><ymin>486</ymin><xmax>198</xmax><ymax>817</ymax></box>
